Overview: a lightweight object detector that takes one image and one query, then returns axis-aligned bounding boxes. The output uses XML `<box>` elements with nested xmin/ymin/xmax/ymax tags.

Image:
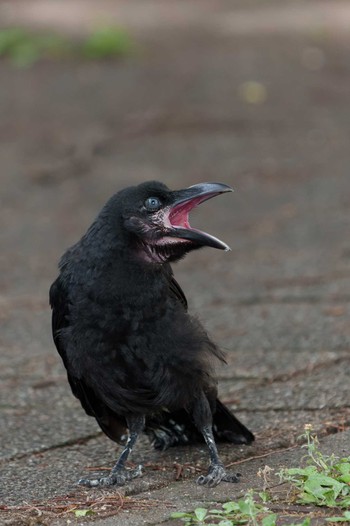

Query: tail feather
<box><xmin>213</xmin><ymin>399</ymin><xmax>254</xmax><ymax>444</ymax></box>
<box><xmin>145</xmin><ymin>398</ymin><xmax>254</xmax><ymax>450</ymax></box>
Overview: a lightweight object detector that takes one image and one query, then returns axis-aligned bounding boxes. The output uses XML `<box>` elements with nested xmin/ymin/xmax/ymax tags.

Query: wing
<box><xmin>169</xmin><ymin>275</ymin><xmax>188</xmax><ymax>310</ymax></box>
<box><xmin>49</xmin><ymin>275</ymin><xmax>108</xmax><ymax>414</ymax></box>
<box><xmin>49</xmin><ymin>276</ymin><xmax>70</xmax><ymax>363</ymax></box>
<box><xmin>49</xmin><ymin>276</ymin><xmax>127</xmax><ymax>442</ymax></box>
<box><xmin>163</xmin><ymin>264</ymin><xmax>188</xmax><ymax>311</ymax></box>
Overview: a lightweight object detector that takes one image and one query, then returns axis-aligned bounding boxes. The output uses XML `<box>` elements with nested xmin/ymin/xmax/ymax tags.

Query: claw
<box><xmin>78</xmin><ymin>465</ymin><xmax>143</xmax><ymax>487</ymax></box>
<box><xmin>196</xmin><ymin>464</ymin><xmax>240</xmax><ymax>487</ymax></box>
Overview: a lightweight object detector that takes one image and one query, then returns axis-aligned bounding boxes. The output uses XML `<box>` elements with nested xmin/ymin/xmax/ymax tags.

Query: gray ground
<box><xmin>0</xmin><ymin>1</ymin><xmax>349</xmax><ymax>524</ymax></box>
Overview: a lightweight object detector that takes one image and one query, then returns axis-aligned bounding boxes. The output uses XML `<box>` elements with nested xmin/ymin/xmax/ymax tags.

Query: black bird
<box><xmin>50</xmin><ymin>181</ymin><xmax>254</xmax><ymax>488</ymax></box>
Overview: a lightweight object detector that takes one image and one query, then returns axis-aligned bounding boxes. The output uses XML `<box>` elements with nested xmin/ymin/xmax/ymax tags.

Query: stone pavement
<box><xmin>0</xmin><ymin>1</ymin><xmax>349</xmax><ymax>524</ymax></box>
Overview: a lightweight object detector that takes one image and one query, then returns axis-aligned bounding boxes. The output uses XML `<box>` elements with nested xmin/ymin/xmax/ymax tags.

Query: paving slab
<box><xmin>89</xmin><ymin>430</ymin><xmax>350</xmax><ymax>526</ymax></box>
<box><xmin>1</xmin><ymin>0</ymin><xmax>350</xmax><ymax>524</ymax></box>
<box><xmin>1</xmin><ymin>430</ymin><xmax>349</xmax><ymax>525</ymax></box>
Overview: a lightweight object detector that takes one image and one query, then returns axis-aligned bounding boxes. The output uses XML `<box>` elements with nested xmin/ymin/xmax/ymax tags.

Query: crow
<box><xmin>50</xmin><ymin>181</ymin><xmax>254</xmax><ymax>488</ymax></box>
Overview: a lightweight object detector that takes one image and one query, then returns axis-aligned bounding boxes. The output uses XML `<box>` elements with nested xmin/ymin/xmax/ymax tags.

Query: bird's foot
<box><xmin>78</xmin><ymin>464</ymin><xmax>143</xmax><ymax>487</ymax></box>
<box><xmin>197</xmin><ymin>464</ymin><xmax>241</xmax><ymax>488</ymax></box>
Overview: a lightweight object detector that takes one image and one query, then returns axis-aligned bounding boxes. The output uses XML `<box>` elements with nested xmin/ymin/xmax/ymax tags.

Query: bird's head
<box><xmin>106</xmin><ymin>180</ymin><xmax>233</xmax><ymax>263</ymax></box>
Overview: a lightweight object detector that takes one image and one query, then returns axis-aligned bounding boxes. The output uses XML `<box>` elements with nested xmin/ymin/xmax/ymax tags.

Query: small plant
<box><xmin>171</xmin><ymin>426</ymin><xmax>350</xmax><ymax>525</ymax></box>
<box><xmin>278</xmin><ymin>425</ymin><xmax>350</xmax><ymax>508</ymax></box>
<box><xmin>0</xmin><ymin>26</ymin><xmax>134</xmax><ymax>67</ymax></box>
<box><xmin>170</xmin><ymin>492</ymin><xmax>314</xmax><ymax>525</ymax></box>
<box><xmin>0</xmin><ymin>28</ymin><xmax>71</xmax><ymax>67</ymax></box>
<box><xmin>326</xmin><ymin>511</ymin><xmax>350</xmax><ymax>523</ymax></box>
<box><xmin>83</xmin><ymin>26</ymin><xmax>133</xmax><ymax>59</ymax></box>
<box><xmin>171</xmin><ymin>489</ymin><xmax>277</xmax><ymax>525</ymax></box>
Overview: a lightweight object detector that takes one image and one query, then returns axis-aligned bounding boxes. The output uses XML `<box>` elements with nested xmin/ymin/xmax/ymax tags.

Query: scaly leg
<box><xmin>79</xmin><ymin>415</ymin><xmax>145</xmax><ymax>487</ymax></box>
<box><xmin>192</xmin><ymin>394</ymin><xmax>241</xmax><ymax>487</ymax></box>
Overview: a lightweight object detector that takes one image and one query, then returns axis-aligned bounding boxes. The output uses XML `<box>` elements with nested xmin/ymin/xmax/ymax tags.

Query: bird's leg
<box><xmin>78</xmin><ymin>415</ymin><xmax>145</xmax><ymax>487</ymax></box>
<box><xmin>192</xmin><ymin>394</ymin><xmax>241</xmax><ymax>487</ymax></box>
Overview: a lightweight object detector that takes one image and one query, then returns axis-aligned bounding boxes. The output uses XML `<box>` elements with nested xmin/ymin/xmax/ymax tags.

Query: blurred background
<box><xmin>1</xmin><ymin>0</ymin><xmax>350</xmax><ymax>494</ymax></box>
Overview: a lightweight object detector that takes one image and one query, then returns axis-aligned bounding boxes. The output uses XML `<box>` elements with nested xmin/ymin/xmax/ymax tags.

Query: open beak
<box><xmin>166</xmin><ymin>182</ymin><xmax>233</xmax><ymax>251</ymax></box>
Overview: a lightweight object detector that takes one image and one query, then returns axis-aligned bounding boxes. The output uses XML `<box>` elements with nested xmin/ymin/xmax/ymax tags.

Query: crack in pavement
<box><xmin>0</xmin><ymin>432</ymin><xmax>102</xmax><ymax>465</ymax></box>
<box><xmin>219</xmin><ymin>354</ymin><xmax>350</xmax><ymax>385</ymax></box>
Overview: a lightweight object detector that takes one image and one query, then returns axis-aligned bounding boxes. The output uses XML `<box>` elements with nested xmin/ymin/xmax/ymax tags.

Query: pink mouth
<box><xmin>168</xmin><ymin>194</ymin><xmax>218</xmax><ymax>229</ymax></box>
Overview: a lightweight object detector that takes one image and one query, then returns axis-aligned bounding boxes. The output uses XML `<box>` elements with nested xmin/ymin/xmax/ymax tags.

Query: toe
<box><xmin>196</xmin><ymin>473</ymin><xmax>221</xmax><ymax>487</ymax></box>
<box><xmin>78</xmin><ymin>478</ymin><xmax>100</xmax><ymax>487</ymax></box>
<box><xmin>222</xmin><ymin>473</ymin><xmax>240</xmax><ymax>483</ymax></box>
<box><xmin>77</xmin><ymin>466</ymin><xmax>142</xmax><ymax>488</ymax></box>
<box><xmin>196</xmin><ymin>465</ymin><xmax>241</xmax><ymax>487</ymax></box>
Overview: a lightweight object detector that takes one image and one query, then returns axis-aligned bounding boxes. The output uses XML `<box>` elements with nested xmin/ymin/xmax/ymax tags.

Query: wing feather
<box><xmin>163</xmin><ymin>264</ymin><xmax>188</xmax><ymax>310</ymax></box>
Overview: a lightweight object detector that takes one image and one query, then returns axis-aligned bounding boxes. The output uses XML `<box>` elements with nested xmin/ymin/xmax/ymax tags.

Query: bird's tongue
<box><xmin>168</xmin><ymin>195</ymin><xmax>210</xmax><ymax>229</ymax></box>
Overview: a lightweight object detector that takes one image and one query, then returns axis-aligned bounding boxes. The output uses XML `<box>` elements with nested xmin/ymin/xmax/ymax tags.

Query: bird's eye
<box><xmin>144</xmin><ymin>196</ymin><xmax>161</xmax><ymax>212</ymax></box>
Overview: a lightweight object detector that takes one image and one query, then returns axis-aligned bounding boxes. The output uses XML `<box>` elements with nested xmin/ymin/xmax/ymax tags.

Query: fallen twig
<box><xmin>225</xmin><ymin>444</ymin><xmax>299</xmax><ymax>468</ymax></box>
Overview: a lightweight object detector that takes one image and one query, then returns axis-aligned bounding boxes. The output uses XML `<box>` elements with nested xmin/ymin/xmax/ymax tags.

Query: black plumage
<box><xmin>50</xmin><ymin>181</ymin><xmax>254</xmax><ymax>487</ymax></box>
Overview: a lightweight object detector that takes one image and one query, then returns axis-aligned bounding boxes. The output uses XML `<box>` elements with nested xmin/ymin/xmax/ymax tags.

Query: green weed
<box><xmin>82</xmin><ymin>26</ymin><xmax>133</xmax><ymax>59</ymax></box>
<box><xmin>278</xmin><ymin>425</ymin><xmax>350</xmax><ymax>508</ymax></box>
<box><xmin>0</xmin><ymin>26</ymin><xmax>134</xmax><ymax>67</ymax></box>
<box><xmin>171</xmin><ymin>489</ymin><xmax>276</xmax><ymax>525</ymax></box>
<box><xmin>171</xmin><ymin>426</ymin><xmax>350</xmax><ymax>525</ymax></box>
